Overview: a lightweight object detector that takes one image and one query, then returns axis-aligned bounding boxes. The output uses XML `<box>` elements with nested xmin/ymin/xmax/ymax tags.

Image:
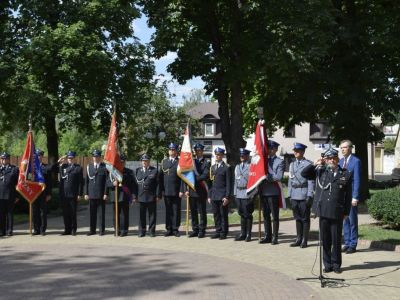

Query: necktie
<box><xmin>343</xmin><ymin>157</ymin><xmax>348</xmax><ymax>169</ymax></box>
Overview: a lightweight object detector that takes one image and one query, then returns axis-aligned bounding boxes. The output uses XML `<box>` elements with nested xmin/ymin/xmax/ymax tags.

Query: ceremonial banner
<box><xmin>247</xmin><ymin>120</ymin><xmax>268</xmax><ymax>195</ymax></box>
<box><xmin>104</xmin><ymin>111</ymin><xmax>124</xmax><ymax>182</ymax></box>
<box><xmin>16</xmin><ymin>131</ymin><xmax>46</xmax><ymax>203</ymax></box>
<box><xmin>177</xmin><ymin>122</ymin><xmax>196</xmax><ymax>190</ymax></box>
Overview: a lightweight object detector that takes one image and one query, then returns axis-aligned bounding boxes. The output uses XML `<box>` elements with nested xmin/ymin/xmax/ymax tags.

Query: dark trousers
<box><xmin>291</xmin><ymin>199</ymin><xmax>311</xmax><ymax>223</ymax></box>
<box><xmin>89</xmin><ymin>198</ymin><xmax>105</xmax><ymax>233</ymax></box>
<box><xmin>211</xmin><ymin>200</ymin><xmax>229</xmax><ymax>235</ymax></box>
<box><xmin>0</xmin><ymin>199</ymin><xmax>15</xmax><ymax>235</ymax></box>
<box><xmin>320</xmin><ymin>217</ymin><xmax>343</xmax><ymax>270</ymax></box>
<box><xmin>33</xmin><ymin>196</ymin><xmax>48</xmax><ymax>233</ymax></box>
<box><xmin>139</xmin><ymin>201</ymin><xmax>156</xmax><ymax>234</ymax></box>
<box><xmin>114</xmin><ymin>201</ymin><xmax>129</xmax><ymax>233</ymax></box>
<box><xmin>189</xmin><ymin>197</ymin><xmax>207</xmax><ymax>233</ymax></box>
<box><xmin>235</xmin><ymin>198</ymin><xmax>255</xmax><ymax>219</ymax></box>
<box><xmin>261</xmin><ymin>195</ymin><xmax>279</xmax><ymax>237</ymax></box>
<box><xmin>62</xmin><ymin>197</ymin><xmax>77</xmax><ymax>233</ymax></box>
<box><xmin>164</xmin><ymin>196</ymin><xmax>181</xmax><ymax>233</ymax></box>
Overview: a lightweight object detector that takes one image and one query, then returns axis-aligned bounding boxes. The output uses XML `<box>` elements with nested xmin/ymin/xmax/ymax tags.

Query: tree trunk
<box><xmin>45</xmin><ymin>116</ymin><xmax>59</xmax><ymax>165</ymax></box>
<box><xmin>353</xmin><ymin>133</ymin><xmax>370</xmax><ymax>202</ymax></box>
<box><xmin>216</xmin><ymin>71</ymin><xmax>231</xmax><ymax>161</ymax></box>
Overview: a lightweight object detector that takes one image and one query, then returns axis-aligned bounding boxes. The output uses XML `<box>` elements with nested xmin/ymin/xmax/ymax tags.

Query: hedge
<box><xmin>368</xmin><ymin>187</ymin><xmax>400</xmax><ymax>229</ymax></box>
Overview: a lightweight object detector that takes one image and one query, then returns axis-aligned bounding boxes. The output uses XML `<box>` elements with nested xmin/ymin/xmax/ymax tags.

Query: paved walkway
<box><xmin>1</xmin><ymin>203</ymin><xmax>399</xmax><ymax>300</ymax></box>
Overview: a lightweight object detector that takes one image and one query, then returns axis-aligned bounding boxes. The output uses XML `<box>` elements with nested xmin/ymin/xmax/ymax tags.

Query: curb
<box><xmin>358</xmin><ymin>239</ymin><xmax>400</xmax><ymax>253</ymax></box>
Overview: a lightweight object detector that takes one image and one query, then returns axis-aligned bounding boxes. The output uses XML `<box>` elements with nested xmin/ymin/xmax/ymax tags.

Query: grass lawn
<box><xmin>359</xmin><ymin>223</ymin><xmax>400</xmax><ymax>245</ymax></box>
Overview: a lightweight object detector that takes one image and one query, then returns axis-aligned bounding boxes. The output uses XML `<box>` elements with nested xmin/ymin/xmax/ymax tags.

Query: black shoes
<box><xmin>341</xmin><ymin>245</ymin><xmax>349</xmax><ymax>252</ymax></box>
<box><xmin>138</xmin><ymin>232</ymin><xmax>145</xmax><ymax>237</ymax></box>
<box><xmin>219</xmin><ymin>234</ymin><xmax>227</xmax><ymax>240</ymax></box>
<box><xmin>174</xmin><ymin>231</ymin><xmax>180</xmax><ymax>237</ymax></box>
<box><xmin>198</xmin><ymin>232</ymin><xmax>205</xmax><ymax>238</ymax></box>
<box><xmin>245</xmin><ymin>234</ymin><xmax>251</xmax><ymax>242</ymax></box>
<box><xmin>33</xmin><ymin>231</ymin><xmax>41</xmax><ymax>236</ymax></box>
<box><xmin>71</xmin><ymin>231</ymin><xmax>77</xmax><ymax>236</ymax></box>
<box><xmin>188</xmin><ymin>231</ymin><xmax>199</xmax><ymax>238</ymax></box>
<box><xmin>87</xmin><ymin>232</ymin><xmax>96</xmax><ymax>236</ymax></box>
<box><xmin>61</xmin><ymin>231</ymin><xmax>71</xmax><ymax>236</ymax></box>
<box><xmin>210</xmin><ymin>233</ymin><xmax>220</xmax><ymax>239</ymax></box>
<box><xmin>323</xmin><ymin>267</ymin><xmax>333</xmax><ymax>273</ymax></box>
<box><xmin>259</xmin><ymin>236</ymin><xmax>272</xmax><ymax>244</ymax></box>
<box><xmin>120</xmin><ymin>232</ymin><xmax>128</xmax><ymax>237</ymax></box>
<box><xmin>346</xmin><ymin>247</ymin><xmax>356</xmax><ymax>254</ymax></box>
<box><xmin>333</xmin><ymin>268</ymin><xmax>342</xmax><ymax>274</ymax></box>
<box><xmin>99</xmin><ymin>231</ymin><xmax>105</xmax><ymax>236</ymax></box>
<box><xmin>150</xmin><ymin>232</ymin><xmax>156</xmax><ymax>237</ymax></box>
<box><xmin>164</xmin><ymin>231</ymin><xmax>173</xmax><ymax>237</ymax></box>
<box><xmin>290</xmin><ymin>239</ymin><xmax>302</xmax><ymax>247</ymax></box>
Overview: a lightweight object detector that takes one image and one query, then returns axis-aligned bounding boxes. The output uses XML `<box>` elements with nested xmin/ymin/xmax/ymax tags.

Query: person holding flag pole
<box><xmin>16</xmin><ymin>118</ymin><xmax>46</xmax><ymax>236</ymax></box>
<box><xmin>103</xmin><ymin>108</ymin><xmax>124</xmax><ymax>237</ymax></box>
<box><xmin>177</xmin><ymin>121</ymin><xmax>197</xmax><ymax>236</ymax></box>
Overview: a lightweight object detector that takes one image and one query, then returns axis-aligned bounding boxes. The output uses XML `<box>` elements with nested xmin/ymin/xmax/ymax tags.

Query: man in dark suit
<box><xmin>208</xmin><ymin>147</ymin><xmax>231</xmax><ymax>240</ymax></box>
<box><xmin>134</xmin><ymin>154</ymin><xmax>159</xmax><ymax>237</ymax></box>
<box><xmin>84</xmin><ymin>149</ymin><xmax>108</xmax><ymax>236</ymax></box>
<box><xmin>33</xmin><ymin>149</ymin><xmax>53</xmax><ymax>236</ymax></box>
<box><xmin>107</xmin><ymin>154</ymin><xmax>137</xmax><ymax>237</ymax></box>
<box><xmin>301</xmin><ymin>148</ymin><xmax>352</xmax><ymax>274</ymax></box>
<box><xmin>0</xmin><ymin>152</ymin><xmax>19</xmax><ymax>237</ymax></box>
<box><xmin>158</xmin><ymin>143</ymin><xmax>181</xmax><ymax>237</ymax></box>
<box><xmin>180</xmin><ymin>143</ymin><xmax>210</xmax><ymax>238</ymax></box>
<box><xmin>58</xmin><ymin>151</ymin><xmax>84</xmax><ymax>236</ymax></box>
<box><xmin>259</xmin><ymin>140</ymin><xmax>285</xmax><ymax>245</ymax></box>
<box><xmin>339</xmin><ymin>140</ymin><xmax>362</xmax><ymax>254</ymax></box>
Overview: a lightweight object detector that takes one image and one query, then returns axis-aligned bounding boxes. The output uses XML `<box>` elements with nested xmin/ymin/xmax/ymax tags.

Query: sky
<box><xmin>133</xmin><ymin>14</ymin><xmax>205</xmax><ymax>106</ymax></box>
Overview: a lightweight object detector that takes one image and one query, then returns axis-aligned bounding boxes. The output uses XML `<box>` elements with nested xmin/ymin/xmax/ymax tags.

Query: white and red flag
<box><xmin>104</xmin><ymin>111</ymin><xmax>124</xmax><ymax>182</ymax></box>
<box><xmin>177</xmin><ymin>121</ymin><xmax>196</xmax><ymax>190</ymax></box>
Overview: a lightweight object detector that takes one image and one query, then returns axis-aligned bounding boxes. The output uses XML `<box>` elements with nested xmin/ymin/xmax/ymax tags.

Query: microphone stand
<box><xmin>296</xmin><ymin>166</ymin><xmax>345</xmax><ymax>288</ymax></box>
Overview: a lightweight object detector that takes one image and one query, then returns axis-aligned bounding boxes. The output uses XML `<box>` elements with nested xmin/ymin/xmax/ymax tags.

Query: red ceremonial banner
<box><xmin>104</xmin><ymin>112</ymin><xmax>124</xmax><ymax>181</ymax></box>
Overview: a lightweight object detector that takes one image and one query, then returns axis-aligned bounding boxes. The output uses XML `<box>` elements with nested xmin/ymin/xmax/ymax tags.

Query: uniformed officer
<box><xmin>233</xmin><ymin>148</ymin><xmax>254</xmax><ymax>242</ymax></box>
<box><xmin>84</xmin><ymin>149</ymin><xmax>108</xmax><ymax>236</ymax></box>
<box><xmin>158</xmin><ymin>143</ymin><xmax>182</xmax><ymax>237</ymax></box>
<box><xmin>134</xmin><ymin>154</ymin><xmax>159</xmax><ymax>237</ymax></box>
<box><xmin>208</xmin><ymin>147</ymin><xmax>231</xmax><ymax>240</ymax></box>
<box><xmin>180</xmin><ymin>143</ymin><xmax>210</xmax><ymax>238</ymax></box>
<box><xmin>259</xmin><ymin>140</ymin><xmax>285</xmax><ymax>245</ymax></box>
<box><xmin>301</xmin><ymin>148</ymin><xmax>352</xmax><ymax>274</ymax></box>
<box><xmin>58</xmin><ymin>151</ymin><xmax>84</xmax><ymax>236</ymax></box>
<box><xmin>288</xmin><ymin>143</ymin><xmax>314</xmax><ymax>248</ymax></box>
<box><xmin>0</xmin><ymin>152</ymin><xmax>19</xmax><ymax>237</ymax></box>
<box><xmin>107</xmin><ymin>154</ymin><xmax>137</xmax><ymax>237</ymax></box>
<box><xmin>33</xmin><ymin>149</ymin><xmax>53</xmax><ymax>236</ymax></box>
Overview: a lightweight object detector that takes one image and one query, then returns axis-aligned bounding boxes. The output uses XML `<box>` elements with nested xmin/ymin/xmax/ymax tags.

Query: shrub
<box><xmin>368</xmin><ymin>187</ymin><xmax>400</xmax><ymax>229</ymax></box>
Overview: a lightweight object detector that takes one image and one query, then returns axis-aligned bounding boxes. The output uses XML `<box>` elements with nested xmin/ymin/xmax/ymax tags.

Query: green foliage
<box><xmin>368</xmin><ymin>187</ymin><xmax>400</xmax><ymax>229</ymax></box>
<box><xmin>384</xmin><ymin>138</ymin><xmax>396</xmax><ymax>155</ymax></box>
<box><xmin>58</xmin><ymin>128</ymin><xmax>105</xmax><ymax>156</ymax></box>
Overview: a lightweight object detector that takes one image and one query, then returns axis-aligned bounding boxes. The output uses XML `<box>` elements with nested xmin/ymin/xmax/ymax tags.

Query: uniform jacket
<box><xmin>37</xmin><ymin>163</ymin><xmax>53</xmax><ymax>199</ymax></box>
<box><xmin>339</xmin><ymin>154</ymin><xmax>361</xmax><ymax>201</ymax></box>
<box><xmin>107</xmin><ymin>167</ymin><xmax>137</xmax><ymax>203</ymax></box>
<box><xmin>59</xmin><ymin>163</ymin><xmax>84</xmax><ymax>199</ymax></box>
<box><xmin>85</xmin><ymin>162</ymin><xmax>108</xmax><ymax>199</ymax></box>
<box><xmin>158</xmin><ymin>157</ymin><xmax>181</xmax><ymax>197</ymax></box>
<box><xmin>180</xmin><ymin>157</ymin><xmax>210</xmax><ymax>198</ymax></box>
<box><xmin>233</xmin><ymin>161</ymin><xmax>251</xmax><ymax>199</ymax></box>
<box><xmin>288</xmin><ymin>158</ymin><xmax>314</xmax><ymax>200</ymax></box>
<box><xmin>0</xmin><ymin>164</ymin><xmax>19</xmax><ymax>200</ymax></box>
<box><xmin>208</xmin><ymin>161</ymin><xmax>231</xmax><ymax>200</ymax></box>
<box><xmin>260</xmin><ymin>156</ymin><xmax>284</xmax><ymax>196</ymax></box>
<box><xmin>135</xmin><ymin>166</ymin><xmax>158</xmax><ymax>202</ymax></box>
<box><xmin>301</xmin><ymin>164</ymin><xmax>352</xmax><ymax>220</ymax></box>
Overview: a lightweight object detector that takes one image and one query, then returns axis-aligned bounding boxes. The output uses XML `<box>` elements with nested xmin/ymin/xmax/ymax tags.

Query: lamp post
<box><xmin>144</xmin><ymin>123</ymin><xmax>166</xmax><ymax>169</ymax></box>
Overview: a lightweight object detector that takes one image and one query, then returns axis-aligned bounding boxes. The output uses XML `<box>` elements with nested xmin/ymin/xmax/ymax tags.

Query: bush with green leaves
<box><xmin>368</xmin><ymin>187</ymin><xmax>400</xmax><ymax>229</ymax></box>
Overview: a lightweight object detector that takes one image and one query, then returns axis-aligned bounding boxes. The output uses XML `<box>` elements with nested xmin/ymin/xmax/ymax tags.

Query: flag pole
<box><xmin>115</xmin><ymin>182</ymin><xmax>119</xmax><ymax>237</ymax></box>
<box><xmin>258</xmin><ymin>196</ymin><xmax>261</xmax><ymax>240</ymax></box>
<box><xmin>186</xmin><ymin>185</ymin><xmax>190</xmax><ymax>236</ymax></box>
<box><xmin>29</xmin><ymin>203</ymin><xmax>33</xmax><ymax>235</ymax></box>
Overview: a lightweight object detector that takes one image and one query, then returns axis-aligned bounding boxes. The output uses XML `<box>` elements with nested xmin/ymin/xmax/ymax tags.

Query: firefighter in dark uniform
<box><xmin>158</xmin><ymin>143</ymin><xmax>181</xmax><ymax>237</ymax></box>
<box><xmin>58</xmin><ymin>150</ymin><xmax>84</xmax><ymax>236</ymax></box>
<box><xmin>208</xmin><ymin>147</ymin><xmax>231</xmax><ymax>240</ymax></box>
<box><xmin>0</xmin><ymin>152</ymin><xmax>19</xmax><ymax>237</ymax></box>
<box><xmin>301</xmin><ymin>148</ymin><xmax>352</xmax><ymax>274</ymax></box>
<box><xmin>233</xmin><ymin>148</ymin><xmax>254</xmax><ymax>242</ymax></box>
<box><xmin>288</xmin><ymin>143</ymin><xmax>315</xmax><ymax>248</ymax></box>
<box><xmin>107</xmin><ymin>154</ymin><xmax>137</xmax><ymax>237</ymax></box>
<box><xmin>84</xmin><ymin>149</ymin><xmax>108</xmax><ymax>236</ymax></box>
<box><xmin>33</xmin><ymin>149</ymin><xmax>54</xmax><ymax>236</ymax></box>
<box><xmin>180</xmin><ymin>143</ymin><xmax>210</xmax><ymax>238</ymax></box>
<box><xmin>134</xmin><ymin>154</ymin><xmax>159</xmax><ymax>237</ymax></box>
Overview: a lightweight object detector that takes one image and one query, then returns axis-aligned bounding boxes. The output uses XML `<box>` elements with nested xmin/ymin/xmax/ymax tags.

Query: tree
<box><xmin>0</xmin><ymin>0</ymin><xmax>154</xmax><ymax>164</ymax></box>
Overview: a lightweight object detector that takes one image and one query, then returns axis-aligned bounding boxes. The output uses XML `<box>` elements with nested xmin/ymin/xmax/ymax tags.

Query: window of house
<box><xmin>284</xmin><ymin>126</ymin><xmax>296</xmax><ymax>138</ymax></box>
<box><xmin>310</xmin><ymin>122</ymin><xmax>330</xmax><ymax>139</ymax></box>
<box><xmin>204</xmin><ymin>123</ymin><xmax>214</xmax><ymax>136</ymax></box>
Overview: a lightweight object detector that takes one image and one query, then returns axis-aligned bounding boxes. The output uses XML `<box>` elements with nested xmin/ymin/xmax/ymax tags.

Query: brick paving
<box><xmin>1</xmin><ymin>203</ymin><xmax>399</xmax><ymax>299</ymax></box>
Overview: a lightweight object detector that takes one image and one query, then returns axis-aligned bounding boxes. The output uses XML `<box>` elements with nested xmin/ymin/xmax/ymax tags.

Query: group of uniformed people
<box><xmin>0</xmin><ymin>139</ymin><xmax>355</xmax><ymax>273</ymax></box>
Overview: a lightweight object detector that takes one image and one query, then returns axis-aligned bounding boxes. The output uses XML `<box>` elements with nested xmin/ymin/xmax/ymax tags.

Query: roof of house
<box><xmin>187</xmin><ymin>102</ymin><xmax>219</xmax><ymax>120</ymax></box>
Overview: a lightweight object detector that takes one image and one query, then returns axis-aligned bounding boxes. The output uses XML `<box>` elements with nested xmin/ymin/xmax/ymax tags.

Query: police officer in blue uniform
<box><xmin>33</xmin><ymin>149</ymin><xmax>54</xmax><ymax>236</ymax></box>
<box><xmin>107</xmin><ymin>154</ymin><xmax>137</xmax><ymax>237</ymax></box>
<box><xmin>134</xmin><ymin>154</ymin><xmax>159</xmax><ymax>237</ymax></box>
<box><xmin>158</xmin><ymin>143</ymin><xmax>182</xmax><ymax>237</ymax></box>
<box><xmin>0</xmin><ymin>152</ymin><xmax>19</xmax><ymax>237</ymax></box>
<box><xmin>233</xmin><ymin>148</ymin><xmax>254</xmax><ymax>242</ymax></box>
<box><xmin>301</xmin><ymin>148</ymin><xmax>352</xmax><ymax>274</ymax></box>
<box><xmin>288</xmin><ymin>143</ymin><xmax>314</xmax><ymax>248</ymax></box>
<box><xmin>208</xmin><ymin>147</ymin><xmax>231</xmax><ymax>240</ymax></box>
<box><xmin>181</xmin><ymin>143</ymin><xmax>210</xmax><ymax>238</ymax></box>
<box><xmin>85</xmin><ymin>149</ymin><xmax>108</xmax><ymax>236</ymax></box>
<box><xmin>259</xmin><ymin>140</ymin><xmax>285</xmax><ymax>245</ymax></box>
<box><xmin>58</xmin><ymin>151</ymin><xmax>84</xmax><ymax>236</ymax></box>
